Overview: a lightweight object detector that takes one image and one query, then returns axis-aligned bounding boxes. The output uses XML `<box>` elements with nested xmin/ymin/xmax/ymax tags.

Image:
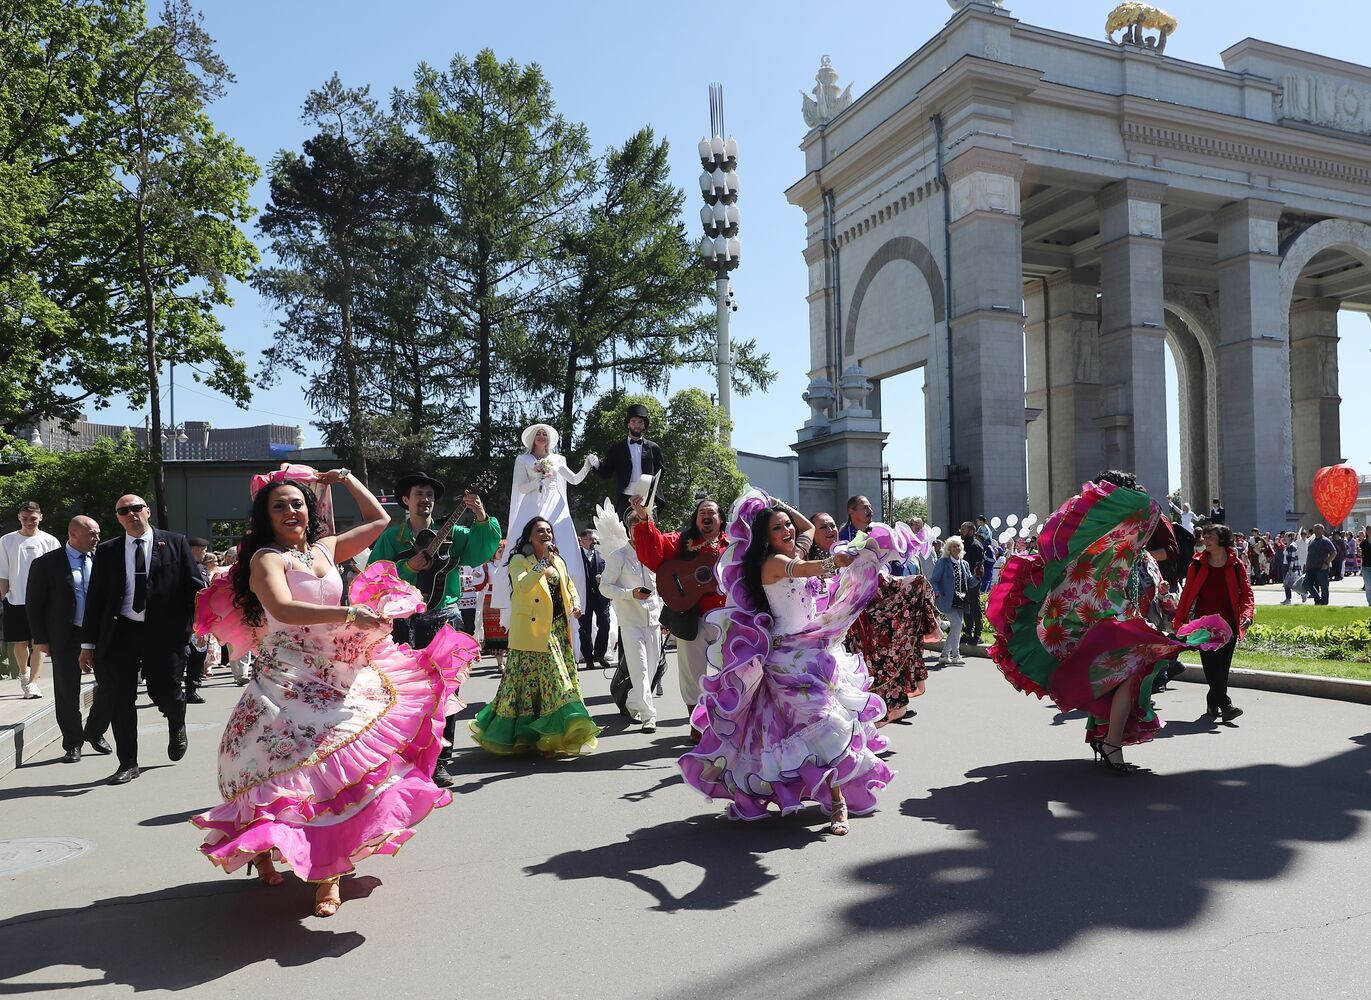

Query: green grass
<box><xmin>1253</xmin><ymin>605</ymin><xmax>1371</xmax><ymax>628</ymax></box>
<box><xmin>1179</xmin><ymin>649</ymin><xmax>1371</xmax><ymax>683</ymax></box>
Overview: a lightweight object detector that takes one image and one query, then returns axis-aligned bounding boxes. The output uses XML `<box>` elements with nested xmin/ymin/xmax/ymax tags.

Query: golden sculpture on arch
<box><xmin>1106</xmin><ymin>2</ymin><xmax>1177</xmax><ymax>53</ymax></box>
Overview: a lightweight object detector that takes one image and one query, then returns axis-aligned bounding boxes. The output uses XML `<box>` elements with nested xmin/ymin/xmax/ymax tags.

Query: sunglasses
<box><xmin>115</xmin><ymin>504</ymin><xmax>147</xmax><ymax>516</ymax></box>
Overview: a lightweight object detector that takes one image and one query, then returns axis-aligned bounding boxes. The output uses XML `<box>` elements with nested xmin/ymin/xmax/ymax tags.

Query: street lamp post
<box><xmin>697</xmin><ymin>82</ymin><xmax>740</xmax><ymax>445</ymax></box>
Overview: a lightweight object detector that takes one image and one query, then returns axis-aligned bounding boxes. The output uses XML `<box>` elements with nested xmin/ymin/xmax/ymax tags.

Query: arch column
<box><xmin>1216</xmin><ymin>198</ymin><xmax>1289</xmax><ymax>530</ymax></box>
<box><xmin>1097</xmin><ymin>179</ymin><xmax>1169</xmax><ymax>500</ymax></box>
<box><xmin>945</xmin><ymin>147</ymin><xmax>1027</xmax><ymax>521</ymax></box>
<box><xmin>1025</xmin><ymin>270</ymin><xmax>1103</xmax><ymax>511</ymax></box>
<box><xmin>1290</xmin><ymin>298</ymin><xmax>1341</xmax><ymax>525</ymax></box>
<box><xmin>1164</xmin><ymin>312</ymin><xmax>1211</xmax><ymax>506</ymax></box>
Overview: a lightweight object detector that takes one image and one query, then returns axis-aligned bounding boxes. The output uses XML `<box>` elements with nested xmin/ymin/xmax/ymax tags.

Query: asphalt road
<box><xmin>2</xmin><ymin>649</ymin><xmax>1369</xmax><ymax>1000</ymax></box>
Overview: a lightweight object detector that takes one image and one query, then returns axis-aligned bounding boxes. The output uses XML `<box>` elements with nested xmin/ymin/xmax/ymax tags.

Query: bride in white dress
<box><xmin>490</xmin><ymin>423</ymin><xmax>598</xmax><ymax>622</ymax></box>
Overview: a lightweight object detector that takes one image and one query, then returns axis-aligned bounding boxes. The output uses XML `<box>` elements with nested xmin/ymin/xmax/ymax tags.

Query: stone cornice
<box><xmin>1222</xmin><ymin>38</ymin><xmax>1371</xmax><ymax>90</ymax></box>
<box><xmin>944</xmin><ymin>146</ymin><xmax>1027</xmax><ymax>184</ymax></box>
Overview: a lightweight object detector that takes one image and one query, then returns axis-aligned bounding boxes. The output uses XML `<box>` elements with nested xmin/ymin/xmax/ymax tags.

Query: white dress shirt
<box><xmin>121</xmin><ymin>527</ymin><xmax>154</xmax><ymax>620</ymax></box>
<box><xmin>624</xmin><ymin>438</ymin><xmax>644</xmax><ymax>494</ymax></box>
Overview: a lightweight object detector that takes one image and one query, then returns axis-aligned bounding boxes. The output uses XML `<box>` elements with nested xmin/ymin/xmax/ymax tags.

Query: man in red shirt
<box><xmin>629</xmin><ymin>495</ymin><xmax>728</xmax><ymax>738</ymax></box>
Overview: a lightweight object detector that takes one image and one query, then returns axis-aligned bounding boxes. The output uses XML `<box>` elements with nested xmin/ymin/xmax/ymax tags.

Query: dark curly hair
<box><xmin>1199</xmin><ymin>521</ymin><xmax>1234</xmax><ymax>549</ymax></box>
<box><xmin>233</xmin><ymin>480</ymin><xmax>324</xmax><ymax>628</ymax></box>
<box><xmin>741</xmin><ymin>506</ymin><xmax>783</xmax><ymax>616</ymax></box>
<box><xmin>506</xmin><ymin>517</ymin><xmax>555</xmax><ymax>565</ymax></box>
<box><xmin>1093</xmin><ymin>469</ymin><xmax>1140</xmax><ymax>492</ymax></box>
<box><xmin>677</xmin><ymin>497</ymin><xmax>722</xmax><ymax>555</ymax></box>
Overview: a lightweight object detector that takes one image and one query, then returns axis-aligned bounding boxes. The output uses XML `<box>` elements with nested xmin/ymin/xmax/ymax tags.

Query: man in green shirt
<box><xmin>368</xmin><ymin>471</ymin><xmax>502</xmax><ymax>786</ymax></box>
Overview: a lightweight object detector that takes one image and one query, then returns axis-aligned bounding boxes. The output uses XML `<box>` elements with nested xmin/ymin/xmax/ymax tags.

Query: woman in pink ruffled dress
<box><xmin>192</xmin><ymin>466</ymin><xmax>479</xmax><ymax>917</ymax></box>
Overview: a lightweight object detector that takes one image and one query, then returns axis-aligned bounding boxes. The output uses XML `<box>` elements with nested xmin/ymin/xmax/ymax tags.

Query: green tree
<box><xmin>887</xmin><ymin>495</ymin><xmax>929</xmax><ymax>525</ymax></box>
<box><xmin>104</xmin><ymin>0</ymin><xmax>259</xmax><ymax>525</ymax></box>
<box><xmin>1</xmin><ymin>1</ymin><xmax>145</xmax><ymax>432</ymax></box>
<box><xmin>254</xmin><ymin>74</ymin><xmax>441</xmax><ymax>486</ymax></box>
<box><xmin>0</xmin><ymin>435</ymin><xmax>153</xmax><ymax>535</ymax></box>
<box><xmin>577</xmin><ymin>389</ymin><xmax>745</xmax><ymax>528</ymax></box>
<box><xmin>400</xmin><ymin>48</ymin><xmax>594</xmax><ymax>464</ymax></box>
<box><xmin>534</xmin><ymin>127</ymin><xmax>716</xmax><ymax>450</ymax></box>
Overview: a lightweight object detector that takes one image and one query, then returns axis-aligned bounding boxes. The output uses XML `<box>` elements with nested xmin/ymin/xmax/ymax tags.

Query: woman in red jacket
<box><xmin>1173</xmin><ymin>522</ymin><xmax>1255</xmax><ymax>722</ymax></box>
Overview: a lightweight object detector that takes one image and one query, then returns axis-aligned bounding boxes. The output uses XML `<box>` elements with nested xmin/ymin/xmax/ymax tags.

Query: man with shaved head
<box><xmin>28</xmin><ymin>515</ymin><xmax>108</xmax><ymax>761</ymax></box>
<box><xmin>79</xmin><ymin>494</ymin><xmax>201</xmax><ymax>784</ymax></box>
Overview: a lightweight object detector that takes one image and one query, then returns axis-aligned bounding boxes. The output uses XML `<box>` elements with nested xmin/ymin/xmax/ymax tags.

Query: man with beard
<box><xmin>630</xmin><ymin>494</ymin><xmax>727</xmax><ymax>742</ymax></box>
<box><xmin>368</xmin><ymin>471</ymin><xmax>501</xmax><ymax>787</ymax></box>
<box><xmin>595</xmin><ymin>404</ymin><xmax>667</xmax><ymax>519</ymax></box>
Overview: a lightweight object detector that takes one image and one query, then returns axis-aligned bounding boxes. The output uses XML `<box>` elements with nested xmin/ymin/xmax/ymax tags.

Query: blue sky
<box><xmin>100</xmin><ymin>0</ymin><xmax>1371</xmax><ymax>496</ymax></box>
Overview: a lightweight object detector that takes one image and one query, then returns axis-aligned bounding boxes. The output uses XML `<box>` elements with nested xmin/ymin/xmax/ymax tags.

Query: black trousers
<box><xmin>94</xmin><ymin>618</ymin><xmax>187</xmax><ymax>769</ymax></box>
<box><xmin>579</xmin><ymin>603</ymin><xmax>610</xmax><ymax>664</ymax></box>
<box><xmin>392</xmin><ymin>607</ymin><xmax>463</xmax><ymax>763</ymax></box>
<box><xmin>1199</xmin><ymin>639</ymin><xmax>1236</xmax><ymax>713</ymax></box>
<box><xmin>185</xmin><ymin>646</ymin><xmax>206</xmax><ymax>697</ymax></box>
<box><xmin>49</xmin><ymin>637</ymin><xmax>88</xmax><ymax>752</ymax></box>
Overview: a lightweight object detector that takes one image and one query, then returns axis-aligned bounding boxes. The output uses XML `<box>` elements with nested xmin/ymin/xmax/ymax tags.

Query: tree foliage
<box><xmin>887</xmin><ymin>495</ymin><xmax>929</xmax><ymax>525</ymax></box>
<box><xmin>254</xmin><ymin>74</ymin><xmax>442</xmax><ymax>486</ymax></box>
<box><xmin>106</xmin><ymin>0</ymin><xmax>260</xmax><ymax>524</ymax></box>
<box><xmin>0</xmin><ymin>435</ymin><xmax>153</xmax><ymax>535</ymax></box>
<box><xmin>0</xmin><ymin>0</ymin><xmax>257</xmax><ymax>467</ymax></box>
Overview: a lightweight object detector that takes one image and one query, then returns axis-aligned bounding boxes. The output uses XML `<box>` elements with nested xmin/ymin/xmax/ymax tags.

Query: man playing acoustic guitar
<box><xmin>369</xmin><ymin>471</ymin><xmax>501</xmax><ymax>787</ymax></box>
<box><xmin>629</xmin><ymin>493</ymin><xmax>728</xmax><ymax>743</ymax></box>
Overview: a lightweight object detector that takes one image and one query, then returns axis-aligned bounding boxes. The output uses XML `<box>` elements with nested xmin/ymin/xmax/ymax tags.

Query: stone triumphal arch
<box><xmin>788</xmin><ymin>2</ymin><xmax>1371</xmax><ymax>530</ymax></box>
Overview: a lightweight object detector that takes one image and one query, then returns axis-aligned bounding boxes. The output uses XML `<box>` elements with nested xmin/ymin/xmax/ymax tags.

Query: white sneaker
<box><xmin>641</xmin><ymin>720</ymin><xmax>656</xmax><ymax>733</ymax></box>
<box><xmin>23</xmin><ymin>678</ymin><xmax>42</xmax><ymax>699</ymax></box>
<box><xmin>18</xmin><ymin>675</ymin><xmax>31</xmax><ymax>698</ymax></box>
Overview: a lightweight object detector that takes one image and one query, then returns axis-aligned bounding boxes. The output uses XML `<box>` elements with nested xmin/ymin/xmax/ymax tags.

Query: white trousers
<box><xmin>621</xmin><ymin>623</ymin><xmax>662</xmax><ymax>724</ymax></box>
<box><xmin>676</xmin><ymin>632</ymin><xmax>710</xmax><ymax>716</ymax></box>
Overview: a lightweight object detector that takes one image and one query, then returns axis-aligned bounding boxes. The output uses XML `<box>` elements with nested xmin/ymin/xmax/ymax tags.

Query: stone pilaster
<box><xmin>1025</xmin><ymin>270</ymin><xmax>1103</xmax><ymax>512</ymax></box>
<box><xmin>1289</xmin><ymin>297</ymin><xmax>1341</xmax><ymax>527</ymax></box>
<box><xmin>1096</xmin><ymin>179</ymin><xmax>1169</xmax><ymax>501</ymax></box>
<box><xmin>945</xmin><ymin>147</ymin><xmax>1028</xmax><ymax>521</ymax></box>
<box><xmin>1215</xmin><ymin>198</ymin><xmax>1290</xmax><ymax>529</ymax></box>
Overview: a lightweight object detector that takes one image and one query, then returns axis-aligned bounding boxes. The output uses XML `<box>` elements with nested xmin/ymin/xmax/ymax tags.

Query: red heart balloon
<box><xmin>1313</xmin><ymin>464</ymin><xmax>1359</xmax><ymax>527</ymax></box>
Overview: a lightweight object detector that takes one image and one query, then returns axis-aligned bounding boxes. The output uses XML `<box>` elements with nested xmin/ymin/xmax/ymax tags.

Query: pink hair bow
<box><xmin>249</xmin><ymin>463</ymin><xmax>320</xmax><ymax>499</ymax></box>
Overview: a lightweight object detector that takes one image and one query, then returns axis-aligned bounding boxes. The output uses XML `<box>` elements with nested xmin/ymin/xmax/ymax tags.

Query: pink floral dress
<box><xmin>192</xmin><ymin>550</ymin><xmax>478</xmax><ymax>881</ymax></box>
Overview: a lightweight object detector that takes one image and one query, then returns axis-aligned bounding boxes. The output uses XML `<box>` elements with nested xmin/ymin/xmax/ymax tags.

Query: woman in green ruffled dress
<box><xmin>469</xmin><ymin>517</ymin><xmax>600</xmax><ymax>756</ymax></box>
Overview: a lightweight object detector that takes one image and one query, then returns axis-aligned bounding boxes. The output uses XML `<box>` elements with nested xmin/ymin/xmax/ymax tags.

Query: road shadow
<box><xmin>448</xmin><ymin>734</ymin><xmax>689</xmax><ymax>795</ymax></box>
<box><xmin>525</xmin><ymin>812</ymin><xmax>821</xmax><ymax>912</ymax></box>
<box><xmin>856</xmin><ymin>734</ymin><xmax>1371</xmax><ymax>955</ymax></box>
<box><xmin>0</xmin><ymin>875</ymin><xmax>380</xmax><ymax>992</ymax></box>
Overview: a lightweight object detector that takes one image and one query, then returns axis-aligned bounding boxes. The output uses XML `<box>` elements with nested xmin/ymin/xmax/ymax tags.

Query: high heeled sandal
<box><xmin>314</xmin><ymin>878</ymin><xmax>341</xmax><ymax>917</ymax></box>
<box><xmin>828</xmin><ymin>800</ymin><xmax>850</xmax><ymax>836</ymax></box>
<box><xmin>249</xmin><ymin>853</ymin><xmax>284</xmax><ymax>886</ymax></box>
<box><xmin>1098</xmin><ymin>741</ymin><xmax>1133</xmax><ymax>774</ymax></box>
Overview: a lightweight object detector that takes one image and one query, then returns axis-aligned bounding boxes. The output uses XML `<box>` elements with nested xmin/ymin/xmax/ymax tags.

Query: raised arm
<box><xmin>560</xmin><ymin>454</ymin><xmax>598</xmax><ymax>486</ymax></box>
<box><xmin>316</xmin><ymin>470</ymin><xmax>390</xmax><ymax>565</ymax></box>
<box><xmin>759</xmin><ymin>550</ymin><xmax>853</xmax><ymax>585</ymax></box>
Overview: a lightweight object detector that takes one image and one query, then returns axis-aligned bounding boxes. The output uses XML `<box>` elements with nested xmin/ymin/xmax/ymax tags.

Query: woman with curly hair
<box><xmin>191</xmin><ymin>467</ymin><xmax>478</xmax><ymax>917</ymax></box>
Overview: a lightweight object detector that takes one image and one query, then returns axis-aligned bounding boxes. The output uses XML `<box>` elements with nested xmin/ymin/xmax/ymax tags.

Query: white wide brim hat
<box><xmin>521</xmin><ymin>423</ymin><xmax>560</xmax><ymax>453</ymax></box>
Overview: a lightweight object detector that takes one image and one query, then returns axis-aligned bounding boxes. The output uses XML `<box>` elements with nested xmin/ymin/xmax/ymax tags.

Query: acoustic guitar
<box><xmin>657</xmin><ymin>547</ymin><xmax>722</xmax><ymax>613</ymax></box>
<box><xmin>395</xmin><ymin>471</ymin><xmax>498</xmax><ymax>605</ymax></box>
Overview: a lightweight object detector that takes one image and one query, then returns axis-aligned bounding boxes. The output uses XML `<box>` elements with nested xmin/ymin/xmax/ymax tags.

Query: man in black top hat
<box><xmin>594</xmin><ymin>403</ymin><xmax>667</xmax><ymax>518</ymax></box>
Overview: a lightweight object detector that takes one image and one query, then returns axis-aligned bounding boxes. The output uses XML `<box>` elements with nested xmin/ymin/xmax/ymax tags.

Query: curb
<box><xmin>0</xmin><ymin>681</ymin><xmax>95</xmax><ymax>781</ymax></box>
<box><xmin>930</xmin><ymin>639</ymin><xmax>1371</xmax><ymax>706</ymax></box>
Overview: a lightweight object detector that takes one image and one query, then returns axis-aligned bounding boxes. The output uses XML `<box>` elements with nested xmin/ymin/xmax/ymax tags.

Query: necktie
<box><xmin>133</xmin><ymin>538</ymin><xmax>147</xmax><ymax>614</ymax></box>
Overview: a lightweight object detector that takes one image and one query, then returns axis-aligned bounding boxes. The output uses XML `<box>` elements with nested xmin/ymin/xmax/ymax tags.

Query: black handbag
<box><xmin>660</xmin><ymin>605</ymin><xmax>700</xmax><ymax>642</ymax></box>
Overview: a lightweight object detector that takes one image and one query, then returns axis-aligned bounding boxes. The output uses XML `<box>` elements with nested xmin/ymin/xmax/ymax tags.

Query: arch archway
<box><xmin>1164</xmin><ymin>290</ymin><xmax>1221</xmax><ymax>509</ymax></box>
<box><xmin>1279</xmin><ymin>220</ymin><xmax>1371</xmax><ymax>525</ymax></box>
<box><xmin>844</xmin><ymin>236</ymin><xmax>945</xmax><ymax>360</ymax></box>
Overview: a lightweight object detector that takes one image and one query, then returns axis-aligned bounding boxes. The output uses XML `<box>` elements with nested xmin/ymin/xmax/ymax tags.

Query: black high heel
<box><xmin>1089</xmin><ymin>739</ymin><xmax>1105</xmax><ymax>763</ymax></box>
<box><xmin>1098</xmin><ymin>741</ymin><xmax>1133</xmax><ymax>774</ymax></box>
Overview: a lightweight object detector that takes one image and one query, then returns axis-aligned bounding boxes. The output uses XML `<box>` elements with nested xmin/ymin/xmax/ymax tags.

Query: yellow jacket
<box><xmin>506</xmin><ymin>552</ymin><xmax>580</xmax><ymax>652</ymax></box>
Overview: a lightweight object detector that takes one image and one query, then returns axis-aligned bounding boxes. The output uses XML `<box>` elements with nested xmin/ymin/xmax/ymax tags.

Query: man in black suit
<box><xmin>593</xmin><ymin>403</ymin><xmax>666</xmax><ymax>518</ymax></box>
<box><xmin>577</xmin><ymin>528</ymin><xmax>611</xmax><ymax>669</ymax></box>
<box><xmin>28</xmin><ymin>515</ymin><xmax>112</xmax><ymax>763</ymax></box>
<box><xmin>78</xmin><ymin>494</ymin><xmax>202</xmax><ymax>785</ymax></box>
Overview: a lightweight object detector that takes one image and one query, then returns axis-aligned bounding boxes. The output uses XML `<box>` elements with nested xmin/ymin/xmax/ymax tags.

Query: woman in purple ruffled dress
<box><xmin>679</xmin><ymin>489</ymin><xmax>896</xmax><ymax>836</ymax></box>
